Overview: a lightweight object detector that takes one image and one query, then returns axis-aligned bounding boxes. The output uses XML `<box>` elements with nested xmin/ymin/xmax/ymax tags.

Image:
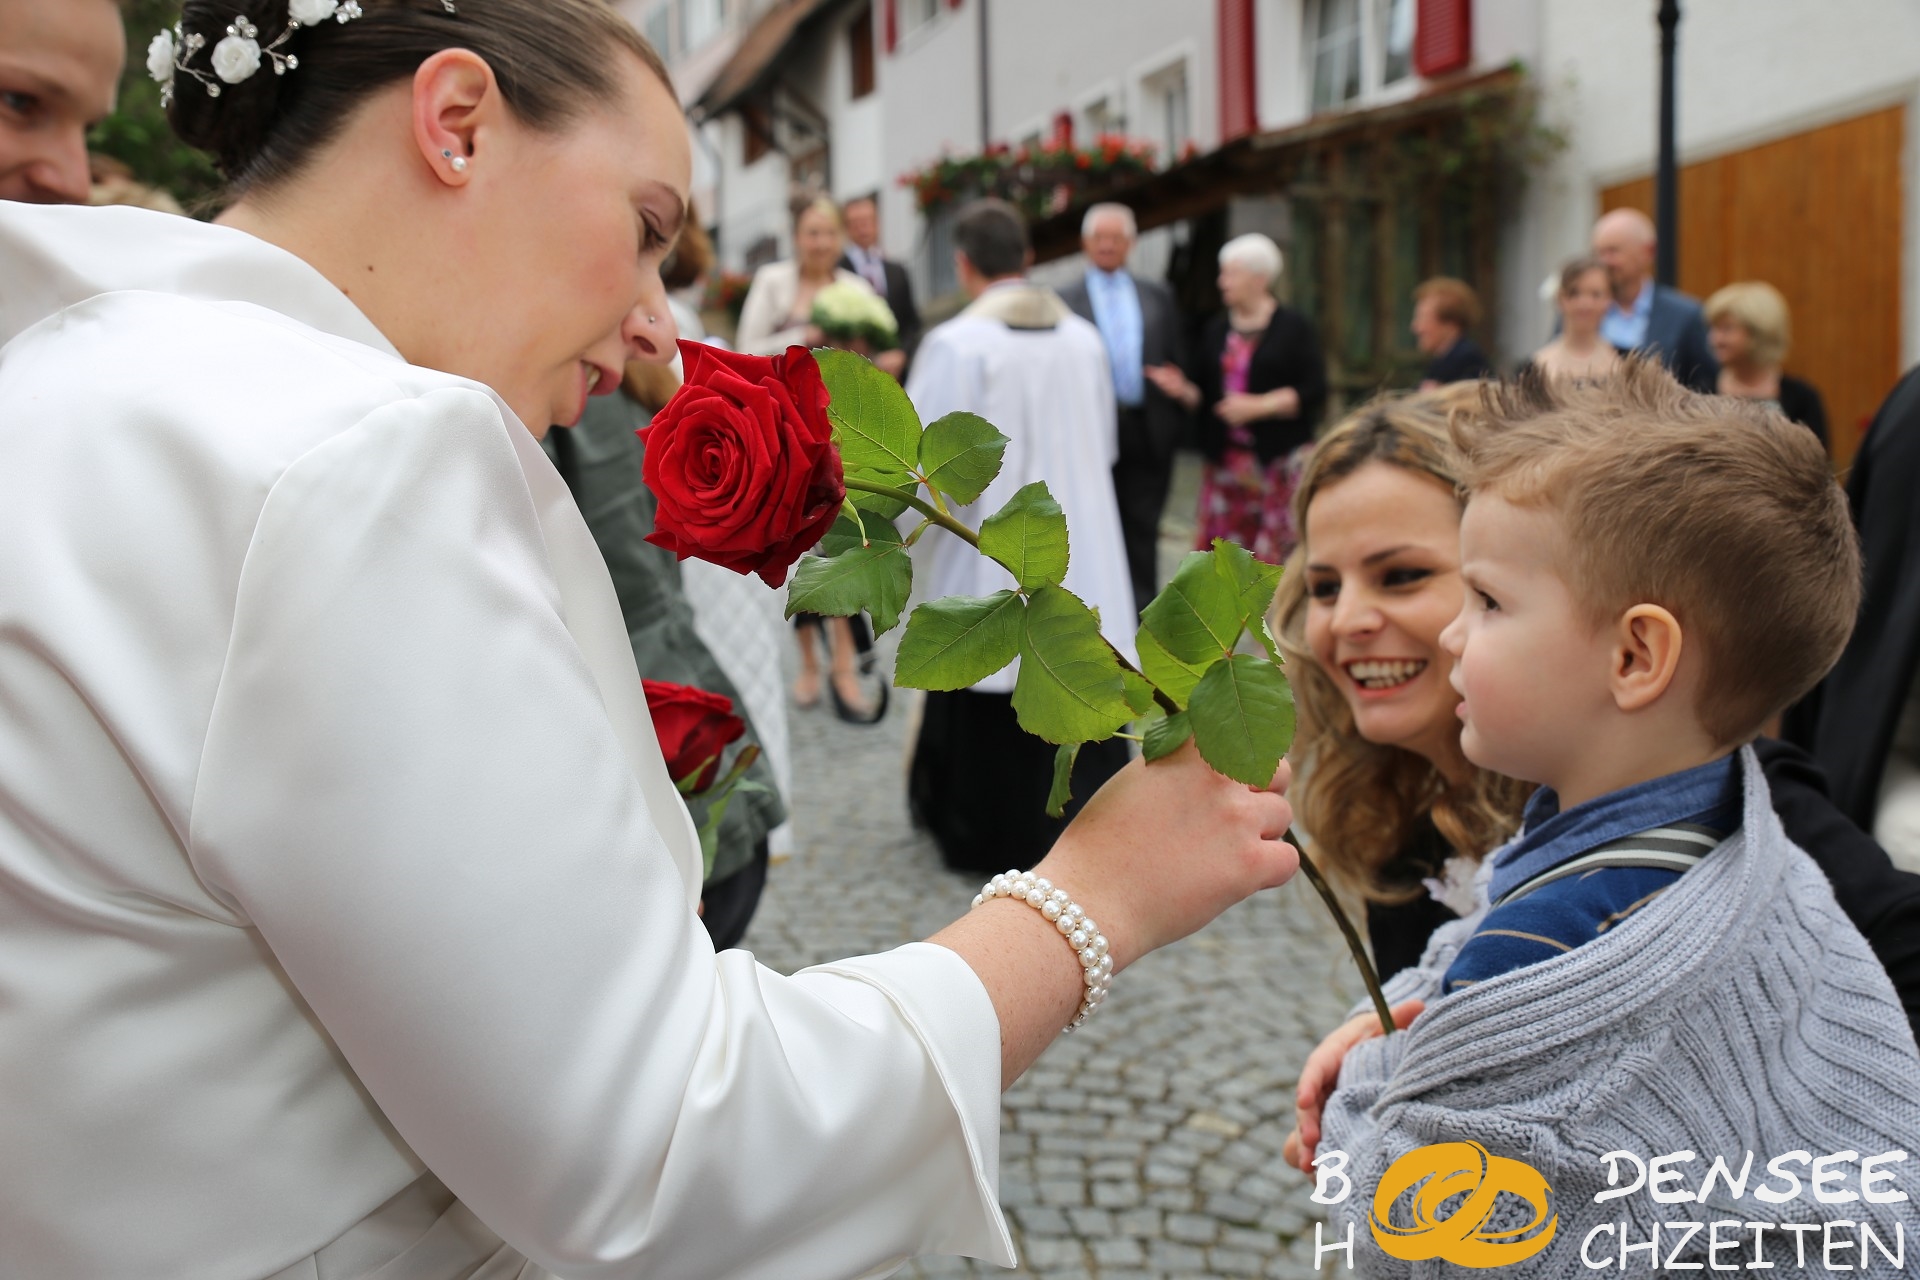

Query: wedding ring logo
<box><xmin>1369</xmin><ymin>1141</ymin><xmax>1558</xmax><ymax>1267</ymax></box>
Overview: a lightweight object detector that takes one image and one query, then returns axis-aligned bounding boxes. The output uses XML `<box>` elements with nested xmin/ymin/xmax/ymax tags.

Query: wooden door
<box><xmin>1601</xmin><ymin>104</ymin><xmax>1904</xmax><ymax>465</ymax></box>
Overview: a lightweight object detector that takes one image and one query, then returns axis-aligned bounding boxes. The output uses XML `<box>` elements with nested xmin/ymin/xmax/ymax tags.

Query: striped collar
<box><xmin>1489</xmin><ymin>754</ymin><xmax>1742</xmax><ymax>905</ymax></box>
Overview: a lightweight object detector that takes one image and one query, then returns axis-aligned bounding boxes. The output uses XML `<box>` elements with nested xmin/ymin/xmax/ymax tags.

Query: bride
<box><xmin>0</xmin><ymin>2</ymin><xmax>1297</xmax><ymax>1277</ymax></box>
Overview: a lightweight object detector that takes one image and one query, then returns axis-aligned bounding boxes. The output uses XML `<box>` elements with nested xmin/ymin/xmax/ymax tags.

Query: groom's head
<box><xmin>0</xmin><ymin>0</ymin><xmax>125</xmax><ymax>204</ymax></box>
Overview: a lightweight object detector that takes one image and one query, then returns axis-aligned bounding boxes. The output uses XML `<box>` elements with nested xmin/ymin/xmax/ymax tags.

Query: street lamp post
<box><xmin>1656</xmin><ymin>0</ymin><xmax>1680</xmax><ymax>287</ymax></box>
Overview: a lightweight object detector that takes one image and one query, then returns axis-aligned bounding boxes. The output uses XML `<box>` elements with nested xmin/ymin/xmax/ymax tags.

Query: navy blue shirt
<box><xmin>1443</xmin><ymin>755</ymin><xmax>1742</xmax><ymax>993</ymax></box>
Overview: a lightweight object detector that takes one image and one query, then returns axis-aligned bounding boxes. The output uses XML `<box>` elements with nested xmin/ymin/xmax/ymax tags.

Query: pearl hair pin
<box><xmin>974</xmin><ymin>870</ymin><xmax>1114</xmax><ymax>1031</ymax></box>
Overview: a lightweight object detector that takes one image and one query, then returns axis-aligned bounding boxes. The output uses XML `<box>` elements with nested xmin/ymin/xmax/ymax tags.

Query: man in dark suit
<box><xmin>1592</xmin><ymin>208</ymin><xmax>1718</xmax><ymax>392</ymax></box>
<box><xmin>1412</xmin><ymin>276</ymin><xmax>1496</xmax><ymax>387</ymax></box>
<box><xmin>1058</xmin><ymin>203</ymin><xmax>1189</xmax><ymax>612</ymax></box>
<box><xmin>839</xmin><ymin>194</ymin><xmax>920</xmax><ymax>376</ymax></box>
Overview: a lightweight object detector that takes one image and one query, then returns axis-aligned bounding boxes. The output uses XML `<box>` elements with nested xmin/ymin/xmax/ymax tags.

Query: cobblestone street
<box><xmin>740</xmin><ymin>561</ymin><xmax>1365</xmax><ymax>1280</ymax></box>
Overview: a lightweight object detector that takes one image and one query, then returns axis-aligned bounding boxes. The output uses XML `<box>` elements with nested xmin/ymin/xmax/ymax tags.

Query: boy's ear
<box><xmin>1610</xmin><ymin>604</ymin><xmax>1684</xmax><ymax>713</ymax></box>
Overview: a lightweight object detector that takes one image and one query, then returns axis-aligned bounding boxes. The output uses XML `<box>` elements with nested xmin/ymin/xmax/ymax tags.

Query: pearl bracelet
<box><xmin>972</xmin><ymin>869</ymin><xmax>1113</xmax><ymax>1031</ymax></box>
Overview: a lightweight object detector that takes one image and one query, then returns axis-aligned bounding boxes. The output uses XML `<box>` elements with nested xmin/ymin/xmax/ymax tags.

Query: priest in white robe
<box><xmin>905</xmin><ymin>199</ymin><xmax>1139</xmax><ymax>874</ymax></box>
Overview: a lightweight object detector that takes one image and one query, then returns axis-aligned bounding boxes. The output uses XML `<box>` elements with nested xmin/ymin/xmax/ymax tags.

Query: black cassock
<box><xmin>1788</xmin><ymin>365</ymin><xmax>1920</xmax><ymax>826</ymax></box>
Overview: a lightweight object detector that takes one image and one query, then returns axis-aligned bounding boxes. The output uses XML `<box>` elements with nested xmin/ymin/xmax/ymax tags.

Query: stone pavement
<box><xmin>740</xmin><ymin>648</ymin><xmax>1365</xmax><ymax>1279</ymax></box>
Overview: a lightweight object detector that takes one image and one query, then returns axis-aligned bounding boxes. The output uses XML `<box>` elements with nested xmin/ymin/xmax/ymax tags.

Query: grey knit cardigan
<box><xmin>1320</xmin><ymin>747</ymin><xmax>1920</xmax><ymax>1276</ymax></box>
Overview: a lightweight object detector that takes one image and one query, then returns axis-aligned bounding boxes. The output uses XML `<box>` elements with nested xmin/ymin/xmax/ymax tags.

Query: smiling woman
<box><xmin>1274</xmin><ymin>392</ymin><xmax>1531</xmax><ymax>982</ymax></box>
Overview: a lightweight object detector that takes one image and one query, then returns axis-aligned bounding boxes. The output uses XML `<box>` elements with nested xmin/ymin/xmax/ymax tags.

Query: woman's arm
<box><xmin>192</xmin><ymin>388</ymin><xmax>1298</xmax><ymax>1276</ymax></box>
<box><xmin>1271</xmin><ymin>310</ymin><xmax>1329</xmax><ymax>430</ymax></box>
<box><xmin>932</xmin><ymin>747</ymin><xmax>1297</xmax><ymax>1087</ymax></box>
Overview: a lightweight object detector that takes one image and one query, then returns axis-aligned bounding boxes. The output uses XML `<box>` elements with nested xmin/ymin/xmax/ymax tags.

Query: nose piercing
<box><xmin>649</xmin><ymin>315</ymin><xmax>659</xmax><ymax>324</ymax></box>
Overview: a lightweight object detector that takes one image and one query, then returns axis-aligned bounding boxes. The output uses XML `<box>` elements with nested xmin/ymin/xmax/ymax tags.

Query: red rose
<box><xmin>642</xmin><ymin>679</ymin><xmax>747</xmax><ymax>792</ymax></box>
<box><xmin>641</xmin><ymin>340</ymin><xmax>846</xmax><ymax>588</ymax></box>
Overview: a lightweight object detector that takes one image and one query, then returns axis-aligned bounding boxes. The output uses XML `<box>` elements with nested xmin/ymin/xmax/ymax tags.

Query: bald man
<box><xmin>0</xmin><ymin>0</ymin><xmax>124</xmax><ymax>204</ymax></box>
<box><xmin>1591</xmin><ymin>208</ymin><xmax>1717</xmax><ymax>391</ymax></box>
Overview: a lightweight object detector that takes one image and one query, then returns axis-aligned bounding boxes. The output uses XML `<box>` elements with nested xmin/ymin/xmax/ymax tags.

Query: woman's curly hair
<box><xmin>1272</xmin><ymin>387</ymin><xmax>1532</xmax><ymax>904</ymax></box>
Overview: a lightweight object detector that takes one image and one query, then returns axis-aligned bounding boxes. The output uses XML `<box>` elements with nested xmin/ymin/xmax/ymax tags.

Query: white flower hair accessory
<box><xmin>146</xmin><ymin>28</ymin><xmax>177</xmax><ymax>83</ymax></box>
<box><xmin>151</xmin><ymin>1</ymin><xmax>367</xmax><ymax>106</ymax></box>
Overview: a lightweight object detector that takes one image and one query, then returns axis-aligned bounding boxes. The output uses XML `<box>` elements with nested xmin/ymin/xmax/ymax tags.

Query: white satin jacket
<box><xmin>0</xmin><ymin>204</ymin><xmax>1012</xmax><ymax>1280</ymax></box>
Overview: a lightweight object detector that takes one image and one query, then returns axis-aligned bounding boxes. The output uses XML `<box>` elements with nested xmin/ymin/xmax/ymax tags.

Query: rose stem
<box><xmin>1288</xmin><ymin>828</ymin><xmax>1395</xmax><ymax>1031</ymax></box>
<box><xmin>842</xmin><ymin>477</ymin><xmax>980</xmax><ymax>547</ymax></box>
<box><xmin>843</xmin><ymin>477</ymin><xmax>1183</xmax><ymax>715</ymax></box>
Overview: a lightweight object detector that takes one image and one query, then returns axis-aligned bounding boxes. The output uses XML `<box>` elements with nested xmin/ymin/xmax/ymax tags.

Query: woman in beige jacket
<box><xmin>734</xmin><ymin>197</ymin><xmax>879</xmax><ymax>356</ymax></box>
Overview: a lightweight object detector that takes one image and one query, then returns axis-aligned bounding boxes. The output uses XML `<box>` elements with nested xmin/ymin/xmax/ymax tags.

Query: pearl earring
<box><xmin>442</xmin><ymin>149</ymin><xmax>468</xmax><ymax>173</ymax></box>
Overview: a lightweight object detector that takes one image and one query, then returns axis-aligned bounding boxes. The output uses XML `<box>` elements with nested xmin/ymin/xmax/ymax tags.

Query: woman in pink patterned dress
<box><xmin>1150</xmin><ymin>233</ymin><xmax>1328</xmax><ymax>563</ymax></box>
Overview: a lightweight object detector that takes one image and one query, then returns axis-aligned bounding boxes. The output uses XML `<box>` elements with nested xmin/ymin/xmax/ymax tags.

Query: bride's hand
<box><xmin>1034</xmin><ymin>740</ymin><xmax>1297</xmax><ymax>974</ymax></box>
<box><xmin>930</xmin><ymin>740</ymin><xmax>1296</xmax><ymax>1088</ymax></box>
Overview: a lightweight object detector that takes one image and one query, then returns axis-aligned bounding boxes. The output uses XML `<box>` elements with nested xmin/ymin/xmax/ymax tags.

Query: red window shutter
<box><xmin>947</xmin><ymin>0</ymin><xmax>963</xmax><ymax>8</ymax></box>
<box><xmin>1051</xmin><ymin>111</ymin><xmax>1075</xmax><ymax>148</ymax></box>
<box><xmin>883</xmin><ymin>0</ymin><xmax>897</xmax><ymax>54</ymax></box>
<box><xmin>1414</xmin><ymin>0</ymin><xmax>1472</xmax><ymax>77</ymax></box>
<box><xmin>1217</xmin><ymin>0</ymin><xmax>1257</xmax><ymax>141</ymax></box>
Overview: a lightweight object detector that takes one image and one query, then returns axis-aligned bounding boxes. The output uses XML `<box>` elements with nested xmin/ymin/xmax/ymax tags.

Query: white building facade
<box><xmin>631</xmin><ymin>0</ymin><xmax>1920</xmax><ymax>455</ymax></box>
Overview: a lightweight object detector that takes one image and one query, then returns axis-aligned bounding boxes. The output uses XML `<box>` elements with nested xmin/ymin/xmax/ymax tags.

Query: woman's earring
<box><xmin>442</xmin><ymin>149</ymin><xmax>468</xmax><ymax>173</ymax></box>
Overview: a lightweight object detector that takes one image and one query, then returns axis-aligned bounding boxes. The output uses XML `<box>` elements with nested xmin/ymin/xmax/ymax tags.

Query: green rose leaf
<box><xmin>1142</xmin><ymin>709</ymin><xmax>1194</xmax><ymax>762</ymax></box>
<box><xmin>1121</xmin><ymin>669</ymin><xmax>1159</xmax><ymax>717</ymax></box>
<box><xmin>816</xmin><ymin>348</ymin><xmax>921</xmax><ymax>475</ymax></box>
<box><xmin>816</xmin><ymin>349</ymin><xmax>917</xmax><ymax>518</ymax></box>
<box><xmin>979</xmin><ymin>481</ymin><xmax>1070</xmax><ymax>591</ymax></box>
<box><xmin>1141</xmin><ymin>549</ymin><xmax>1244</xmax><ymax>665</ymax></box>
<box><xmin>1187</xmin><ymin>654</ymin><xmax>1296</xmax><ymax>787</ymax></box>
<box><xmin>1211</xmin><ymin>538</ymin><xmax>1282</xmax><ymax>628</ymax></box>
<box><xmin>1211</xmin><ymin>538</ymin><xmax>1285</xmax><ymax>662</ymax></box>
<box><xmin>818</xmin><ymin>511</ymin><xmax>867</xmax><ymax>557</ymax></box>
<box><xmin>894</xmin><ymin>590</ymin><xmax>1025</xmax><ymax>690</ymax></box>
<box><xmin>1135</xmin><ymin>627</ymin><xmax>1208</xmax><ymax>709</ymax></box>
<box><xmin>1011</xmin><ymin>585</ymin><xmax>1132</xmax><ymax>744</ymax></box>
<box><xmin>1046</xmin><ymin>742</ymin><xmax>1082</xmax><ymax>818</ymax></box>
<box><xmin>919</xmin><ymin>412</ymin><xmax>1010</xmax><ymax>506</ymax></box>
<box><xmin>785</xmin><ymin>515</ymin><xmax>913</xmax><ymax>635</ymax></box>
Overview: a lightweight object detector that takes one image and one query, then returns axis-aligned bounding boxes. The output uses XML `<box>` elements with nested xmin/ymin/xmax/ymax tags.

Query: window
<box><xmin>1381</xmin><ymin>0</ymin><xmax>1414</xmax><ymax>85</ymax></box>
<box><xmin>898</xmin><ymin>0</ymin><xmax>940</xmax><ymax>36</ymax></box>
<box><xmin>1312</xmin><ymin>0</ymin><xmax>1421</xmax><ymax>111</ymax></box>
<box><xmin>849</xmin><ymin>6</ymin><xmax>876</xmax><ymax>99</ymax></box>
<box><xmin>925</xmin><ymin>203</ymin><xmax>957</xmax><ymax>298</ymax></box>
<box><xmin>1311</xmin><ymin>0</ymin><xmax>1363</xmax><ymax>112</ymax></box>
<box><xmin>681</xmin><ymin>0</ymin><xmax>724</xmax><ymax>52</ymax></box>
<box><xmin>1083</xmin><ymin>95</ymin><xmax>1125</xmax><ymax>141</ymax></box>
<box><xmin>1142</xmin><ymin>60</ymin><xmax>1190</xmax><ymax>160</ymax></box>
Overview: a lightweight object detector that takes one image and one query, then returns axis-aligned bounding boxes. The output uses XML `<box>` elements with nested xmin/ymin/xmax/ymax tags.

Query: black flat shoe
<box><xmin>829</xmin><ymin>671</ymin><xmax>889</xmax><ymax>726</ymax></box>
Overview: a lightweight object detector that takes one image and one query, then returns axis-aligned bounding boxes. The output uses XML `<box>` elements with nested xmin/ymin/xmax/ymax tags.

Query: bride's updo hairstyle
<box><xmin>166</xmin><ymin>0</ymin><xmax>671</xmax><ymax>194</ymax></box>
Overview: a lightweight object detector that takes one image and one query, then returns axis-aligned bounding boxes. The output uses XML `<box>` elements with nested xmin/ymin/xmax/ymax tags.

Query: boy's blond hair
<box><xmin>1456</xmin><ymin>359</ymin><xmax>1859</xmax><ymax>744</ymax></box>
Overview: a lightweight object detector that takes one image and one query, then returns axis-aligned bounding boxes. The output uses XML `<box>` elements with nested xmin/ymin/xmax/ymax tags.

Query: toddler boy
<box><xmin>1317</xmin><ymin>362</ymin><xmax>1920</xmax><ymax>1275</ymax></box>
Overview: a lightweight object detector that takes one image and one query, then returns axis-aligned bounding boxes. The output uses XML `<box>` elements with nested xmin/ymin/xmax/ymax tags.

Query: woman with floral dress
<box><xmin>1150</xmin><ymin>233</ymin><xmax>1327</xmax><ymax>563</ymax></box>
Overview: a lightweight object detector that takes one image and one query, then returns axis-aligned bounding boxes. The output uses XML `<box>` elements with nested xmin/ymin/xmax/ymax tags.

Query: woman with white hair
<box><xmin>1150</xmin><ymin>232</ymin><xmax>1327</xmax><ymax>563</ymax></box>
